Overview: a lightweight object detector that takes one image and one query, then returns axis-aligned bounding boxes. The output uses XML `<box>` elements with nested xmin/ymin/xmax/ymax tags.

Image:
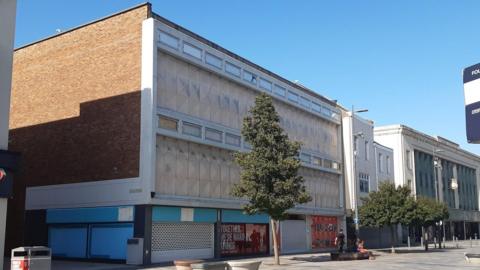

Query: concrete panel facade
<box><xmin>155</xmin><ymin>51</ymin><xmax>342</xmax><ymax>213</ymax></box>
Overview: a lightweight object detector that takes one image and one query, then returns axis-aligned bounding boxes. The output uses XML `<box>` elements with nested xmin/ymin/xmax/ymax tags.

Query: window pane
<box><xmin>323</xmin><ymin>159</ymin><xmax>333</xmax><ymax>169</ymax></box>
<box><xmin>332</xmin><ymin>162</ymin><xmax>340</xmax><ymax>170</ymax></box>
<box><xmin>243</xmin><ymin>70</ymin><xmax>257</xmax><ymax>85</ymax></box>
<box><xmin>259</xmin><ymin>78</ymin><xmax>272</xmax><ymax>91</ymax></box>
<box><xmin>205</xmin><ymin>128</ymin><xmax>223</xmax><ymax>143</ymax></box>
<box><xmin>300</xmin><ymin>153</ymin><xmax>311</xmax><ymax>163</ymax></box>
<box><xmin>225</xmin><ymin>62</ymin><xmax>241</xmax><ymax>77</ymax></box>
<box><xmin>273</xmin><ymin>85</ymin><xmax>286</xmax><ymax>97</ymax></box>
<box><xmin>159</xmin><ymin>31</ymin><xmax>179</xmax><ymax>49</ymax></box>
<box><xmin>386</xmin><ymin>156</ymin><xmax>390</xmax><ymax>173</ymax></box>
<box><xmin>322</xmin><ymin>107</ymin><xmax>332</xmax><ymax>117</ymax></box>
<box><xmin>287</xmin><ymin>91</ymin><xmax>298</xmax><ymax>103</ymax></box>
<box><xmin>365</xmin><ymin>141</ymin><xmax>369</xmax><ymax>160</ymax></box>
<box><xmin>225</xmin><ymin>133</ymin><xmax>241</xmax><ymax>146</ymax></box>
<box><xmin>205</xmin><ymin>53</ymin><xmax>222</xmax><ymax>69</ymax></box>
<box><xmin>182</xmin><ymin>122</ymin><xmax>202</xmax><ymax>137</ymax></box>
<box><xmin>312</xmin><ymin>156</ymin><xmax>322</xmax><ymax>166</ymax></box>
<box><xmin>158</xmin><ymin>116</ymin><xmax>178</xmax><ymax>131</ymax></box>
<box><xmin>183</xmin><ymin>43</ymin><xmax>202</xmax><ymax>59</ymax></box>
<box><xmin>300</xmin><ymin>96</ymin><xmax>310</xmax><ymax>108</ymax></box>
<box><xmin>311</xmin><ymin>102</ymin><xmax>321</xmax><ymax>113</ymax></box>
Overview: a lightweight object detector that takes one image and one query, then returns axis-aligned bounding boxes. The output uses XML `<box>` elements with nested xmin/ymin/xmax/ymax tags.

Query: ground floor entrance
<box><xmin>24</xmin><ymin>205</ymin><xmax>344</xmax><ymax>264</ymax></box>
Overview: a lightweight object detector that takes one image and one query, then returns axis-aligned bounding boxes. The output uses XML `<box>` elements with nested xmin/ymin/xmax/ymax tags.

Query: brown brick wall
<box><xmin>7</xmin><ymin>4</ymin><xmax>150</xmax><ymax>252</ymax></box>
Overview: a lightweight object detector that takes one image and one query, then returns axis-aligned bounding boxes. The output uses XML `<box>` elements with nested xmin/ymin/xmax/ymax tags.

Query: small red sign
<box><xmin>0</xmin><ymin>169</ymin><xmax>5</xmax><ymax>181</ymax></box>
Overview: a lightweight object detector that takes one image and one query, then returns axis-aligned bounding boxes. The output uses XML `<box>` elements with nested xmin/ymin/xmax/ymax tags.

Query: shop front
<box><xmin>46</xmin><ymin>206</ymin><xmax>135</xmax><ymax>260</ymax></box>
<box><xmin>310</xmin><ymin>215</ymin><xmax>338</xmax><ymax>250</ymax></box>
<box><xmin>220</xmin><ymin>210</ymin><xmax>270</xmax><ymax>257</ymax></box>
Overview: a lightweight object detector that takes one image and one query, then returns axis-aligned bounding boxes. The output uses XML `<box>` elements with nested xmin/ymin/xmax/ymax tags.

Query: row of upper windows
<box><xmin>353</xmin><ymin>137</ymin><xmax>391</xmax><ymax>174</ymax></box>
<box><xmin>157</xmin><ymin>29</ymin><xmax>341</xmax><ymax>123</ymax></box>
<box><xmin>158</xmin><ymin>114</ymin><xmax>341</xmax><ymax>173</ymax></box>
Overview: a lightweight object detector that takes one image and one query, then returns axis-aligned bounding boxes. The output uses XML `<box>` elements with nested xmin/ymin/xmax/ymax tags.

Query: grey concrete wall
<box><xmin>0</xmin><ymin>0</ymin><xmax>17</xmax><ymax>149</ymax></box>
<box><xmin>0</xmin><ymin>0</ymin><xmax>16</xmax><ymax>264</ymax></box>
<box><xmin>156</xmin><ymin>135</ymin><xmax>341</xmax><ymax>209</ymax></box>
<box><xmin>157</xmin><ymin>52</ymin><xmax>339</xmax><ymax>159</ymax></box>
<box><xmin>156</xmin><ymin>51</ymin><xmax>341</xmax><ymax>210</ymax></box>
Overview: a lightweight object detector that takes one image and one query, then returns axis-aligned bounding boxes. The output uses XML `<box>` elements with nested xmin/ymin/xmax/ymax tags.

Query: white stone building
<box><xmin>342</xmin><ymin>113</ymin><xmax>395</xmax><ymax>248</ymax></box>
<box><xmin>375</xmin><ymin>124</ymin><xmax>480</xmax><ymax>241</ymax></box>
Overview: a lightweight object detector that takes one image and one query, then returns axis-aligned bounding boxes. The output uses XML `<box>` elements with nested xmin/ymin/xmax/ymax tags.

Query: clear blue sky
<box><xmin>14</xmin><ymin>0</ymin><xmax>480</xmax><ymax>154</ymax></box>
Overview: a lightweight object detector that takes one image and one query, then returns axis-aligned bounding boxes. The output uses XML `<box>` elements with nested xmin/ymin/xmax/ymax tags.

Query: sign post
<box><xmin>463</xmin><ymin>63</ymin><xmax>480</xmax><ymax>143</ymax></box>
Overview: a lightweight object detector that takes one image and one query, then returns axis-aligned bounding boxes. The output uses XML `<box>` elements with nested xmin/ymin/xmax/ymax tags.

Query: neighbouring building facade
<box><xmin>342</xmin><ymin>113</ymin><xmax>395</xmax><ymax>248</ymax></box>
<box><xmin>9</xmin><ymin>4</ymin><xmax>346</xmax><ymax>264</ymax></box>
<box><xmin>0</xmin><ymin>0</ymin><xmax>18</xmax><ymax>267</ymax></box>
<box><xmin>375</xmin><ymin>125</ymin><xmax>480</xmax><ymax>241</ymax></box>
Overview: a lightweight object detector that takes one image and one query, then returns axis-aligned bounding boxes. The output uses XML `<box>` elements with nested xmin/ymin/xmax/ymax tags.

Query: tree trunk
<box><xmin>271</xmin><ymin>219</ymin><xmax>280</xmax><ymax>265</ymax></box>
<box><xmin>437</xmin><ymin>225</ymin><xmax>442</xmax><ymax>249</ymax></box>
<box><xmin>390</xmin><ymin>225</ymin><xmax>396</xmax><ymax>253</ymax></box>
<box><xmin>424</xmin><ymin>227</ymin><xmax>429</xmax><ymax>251</ymax></box>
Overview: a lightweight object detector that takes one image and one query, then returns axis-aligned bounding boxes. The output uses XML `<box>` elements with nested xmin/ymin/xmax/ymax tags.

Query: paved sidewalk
<box><xmin>5</xmin><ymin>242</ymin><xmax>480</xmax><ymax>269</ymax></box>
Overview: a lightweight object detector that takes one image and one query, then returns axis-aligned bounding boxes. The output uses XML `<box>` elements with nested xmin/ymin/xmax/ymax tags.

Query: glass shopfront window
<box><xmin>220</xmin><ymin>223</ymin><xmax>268</xmax><ymax>256</ymax></box>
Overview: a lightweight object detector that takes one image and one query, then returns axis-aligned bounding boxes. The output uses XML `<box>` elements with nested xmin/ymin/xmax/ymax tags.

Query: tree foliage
<box><xmin>413</xmin><ymin>196</ymin><xmax>449</xmax><ymax>227</ymax></box>
<box><xmin>359</xmin><ymin>182</ymin><xmax>417</xmax><ymax>228</ymax></box>
<box><xmin>231</xmin><ymin>93</ymin><xmax>312</xmax><ymax>220</ymax></box>
<box><xmin>231</xmin><ymin>93</ymin><xmax>311</xmax><ymax>264</ymax></box>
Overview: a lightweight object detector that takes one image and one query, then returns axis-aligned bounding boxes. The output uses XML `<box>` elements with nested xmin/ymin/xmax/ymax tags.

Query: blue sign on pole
<box><xmin>463</xmin><ymin>63</ymin><xmax>480</xmax><ymax>144</ymax></box>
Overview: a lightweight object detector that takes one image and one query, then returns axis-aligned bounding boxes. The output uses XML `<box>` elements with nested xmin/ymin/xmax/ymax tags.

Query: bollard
<box><xmin>434</xmin><ymin>237</ymin><xmax>437</xmax><ymax>249</ymax></box>
<box><xmin>408</xmin><ymin>236</ymin><xmax>411</xmax><ymax>250</ymax></box>
<box><xmin>421</xmin><ymin>236</ymin><xmax>423</xmax><ymax>247</ymax></box>
<box><xmin>443</xmin><ymin>237</ymin><xmax>445</xmax><ymax>249</ymax></box>
<box><xmin>471</xmin><ymin>237</ymin><xmax>473</xmax><ymax>248</ymax></box>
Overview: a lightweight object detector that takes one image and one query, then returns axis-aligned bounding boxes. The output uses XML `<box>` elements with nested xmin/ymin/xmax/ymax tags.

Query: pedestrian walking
<box><xmin>335</xmin><ymin>229</ymin><xmax>345</xmax><ymax>253</ymax></box>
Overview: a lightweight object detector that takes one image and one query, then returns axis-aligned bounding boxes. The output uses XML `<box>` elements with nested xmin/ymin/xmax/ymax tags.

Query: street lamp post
<box><xmin>350</xmin><ymin>106</ymin><xmax>368</xmax><ymax>239</ymax></box>
<box><xmin>432</xmin><ymin>148</ymin><xmax>444</xmax><ymax>248</ymax></box>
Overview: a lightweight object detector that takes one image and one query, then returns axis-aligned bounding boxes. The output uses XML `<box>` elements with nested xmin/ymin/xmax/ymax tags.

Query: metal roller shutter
<box><xmin>281</xmin><ymin>220</ymin><xmax>307</xmax><ymax>254</ymax></box>
<box><xmin>151</xmin><ymin>223</ymin><xmax>214</xmax><ymax>263</ymax></box>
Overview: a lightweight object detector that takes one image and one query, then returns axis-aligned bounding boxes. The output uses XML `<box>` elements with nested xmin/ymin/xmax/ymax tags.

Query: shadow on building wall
<box><xmin>6</xmin><ymin>91</ymin><xmax>141</xmax><ymax>254</ymax></box>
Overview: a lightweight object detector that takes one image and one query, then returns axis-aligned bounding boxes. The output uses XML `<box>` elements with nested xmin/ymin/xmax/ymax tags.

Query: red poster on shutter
<box><xmin>221</xmin><ymin>223</ymin><xmax>268</xmax><ymax>256</ymax></box>
<box><xmin>311</xmin><ymin>216</ymin><xmax>337</xmax><ymax>249</ymax></box>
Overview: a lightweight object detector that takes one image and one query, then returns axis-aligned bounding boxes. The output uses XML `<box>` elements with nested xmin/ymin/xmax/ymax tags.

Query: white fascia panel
<box><xmin>25</xmin><ymin>178</ymin><xmax>144</xmax><ymax>210</ymax></box>
<box><xmin>140</xmin><ymin>17</ymin><xmax>158</xmax><ymax>204</ymax></box>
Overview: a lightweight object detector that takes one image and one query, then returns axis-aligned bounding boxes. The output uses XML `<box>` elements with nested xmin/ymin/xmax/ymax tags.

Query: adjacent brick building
<box><xmin>9</xmin><ymin>3</ymin><xmax>148</xmax><ymax>258</ymax></box>
<box><xmin>9</xmin><ymin>3</ymin><xmax>347</xmax><ymax>264</ymax></box>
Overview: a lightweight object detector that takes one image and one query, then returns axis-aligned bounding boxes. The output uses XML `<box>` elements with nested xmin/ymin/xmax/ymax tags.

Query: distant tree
<box><xmin>359</xmin><ymin>182</ymin><xmax>417</xmax><ymax>252</ymax></box>
<box><xmin>413</xmin><ymin>197</ymin><xmax>449</xmax><ymax>251</ymax></box>
<box><xmin>231</xmin><ymin>93</ymin><xmax>311</xmax><ymax>265</ymax></box>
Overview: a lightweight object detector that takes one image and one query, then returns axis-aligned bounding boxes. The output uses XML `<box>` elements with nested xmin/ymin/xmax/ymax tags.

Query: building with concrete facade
<box><xmin>9</xmin><ymin>4</ymin><xmax>346</xmax><ymax>264</ymax></box>
<box><xmin>375</xmin><ymin>125</ymin><xmax>480</xmax><ymax>241</ymax></box>
<box><xmin>342</xmin><ymin>113</ymin><xmax>395</xmax><ymax>247</ymax></box>
<box><xmin>0</xmin><ymin>0</ymin><xmax>18</xmax><ymax>266</ymax></box>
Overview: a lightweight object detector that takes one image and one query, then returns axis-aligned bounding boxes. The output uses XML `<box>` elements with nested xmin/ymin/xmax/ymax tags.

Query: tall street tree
<box><xmin>413</xmin><ymin>196</ymin><xmax>449</xmax><ymax>251</ymax></box>
<box><xmin>359</xmin><ymin>182</ymin><xmax>417</xmax><ymax>252</ymax></box>
<box><xmin>231</xmin><ymin>93</ymin><xmax>312</xmax><ymax>265</ymax></box>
